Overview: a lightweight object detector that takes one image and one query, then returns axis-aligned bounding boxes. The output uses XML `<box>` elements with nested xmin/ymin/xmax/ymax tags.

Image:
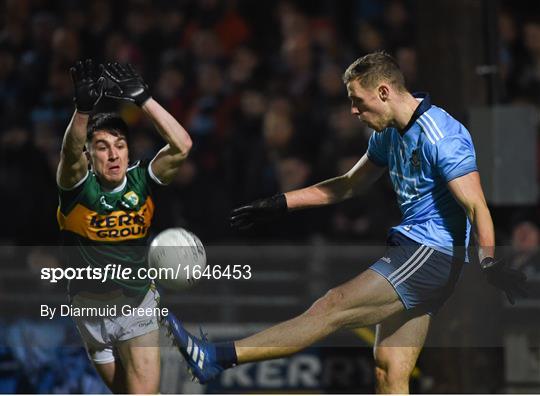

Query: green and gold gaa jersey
<box><xmin>57</xmin><ymin>160</ymin><xmax>163</xmax><ymax>296</ymax></box>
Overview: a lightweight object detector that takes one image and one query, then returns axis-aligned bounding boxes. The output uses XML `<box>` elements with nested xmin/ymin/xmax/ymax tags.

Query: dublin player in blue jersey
<box><xmin>167</xmin><ymin>51</ymin><xmax>526</xmax><ymax>393</ymax></box>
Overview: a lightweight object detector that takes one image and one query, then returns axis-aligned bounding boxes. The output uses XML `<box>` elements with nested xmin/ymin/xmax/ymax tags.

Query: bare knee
<box><xmin>124</xmin><ymin>354</ymin><xmax>160</xmax><ymax>394</ymax></box>
<box><xmin>374</xmin><ymin>360</ymin><xmax>410</xmax><ymax>393</ymax></box>
<box><xmin>303</xmin><ymin>288</ymin><xmax>348</xmax><ymax>329</ymax></box>
<box><xmin>94</xmin><ymin>361</ymin><xmax>126</xmax><ymax>394</ymax></box>
<box><xmin>374</xmin><ymin>347</ymin><xmax>415</xmax><ymax>394</ymax></box>
<box><xmin>127</xmin><ymin>376</ymin><xmax>159</xmax><ymax>394</ymax></box>
<box><xmin>119</xmin><ymin>342</ymin><xmax>160</xmax><ymax>394</ymax></box>
<box><xmin>306</xmin><ymin>288</ymin><xmax>346</xmax><ymax>316</ymax></box>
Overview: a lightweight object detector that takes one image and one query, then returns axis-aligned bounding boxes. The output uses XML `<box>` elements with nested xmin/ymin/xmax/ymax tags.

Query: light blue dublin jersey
<box><xmin>367</xmin><ymin>93</ymin><xmax>478</xmax><ymax>260</ymax></box>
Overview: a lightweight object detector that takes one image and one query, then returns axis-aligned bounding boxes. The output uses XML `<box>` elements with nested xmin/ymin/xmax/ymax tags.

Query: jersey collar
<box><xmin>102</xmin><ymin>176</ymin><xmax>127</xmax><ymax>194</ymax></box>
<box><xmin>399</xmin><ymin>92</ymin><xmax>432</xmax><ymax>135</ymax></box>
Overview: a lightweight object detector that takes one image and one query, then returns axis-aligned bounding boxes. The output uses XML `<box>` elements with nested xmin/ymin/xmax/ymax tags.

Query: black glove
<box><xmin>230</xmin><ymin>194</ymin><xmax>288</xmax><ymax>230</ymax></box>
<box><xmin>481</xmin><ymin>257</ymin><xmax>528</xmax><ymax>304</ymax></box>
<box><xmin>69</xmin><ymin>59</ymin><xmax>104</xmax><ymax>113</ymax></box>
<box><xmin>101</xmin><ymin>62</ymin><xmax>151</xmax><ymax>106</ymax></box>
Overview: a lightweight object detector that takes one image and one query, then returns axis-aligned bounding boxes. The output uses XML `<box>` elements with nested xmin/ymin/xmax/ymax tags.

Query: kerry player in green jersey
<box><xmin>56</xmin><ymin>59</ymin><xmax>192</xmax><ymax>393</ymax></box>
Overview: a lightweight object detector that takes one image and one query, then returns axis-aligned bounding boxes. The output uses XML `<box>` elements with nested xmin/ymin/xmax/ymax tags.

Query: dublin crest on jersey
<box><xmin>410</xmin><ymin>149</ymin><xmax>421</xmax><ymax>168</ymax></box>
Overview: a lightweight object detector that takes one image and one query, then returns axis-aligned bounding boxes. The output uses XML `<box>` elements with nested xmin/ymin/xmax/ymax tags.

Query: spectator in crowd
<box><xmin>0</xmin><ymin>0</ymin><xmax>534</xmax><ymax>247</ymax></box>
<box><xmin>510</xmin><ymin>220</ymin><xmax>540</xmax><ymax>275</ymax></box>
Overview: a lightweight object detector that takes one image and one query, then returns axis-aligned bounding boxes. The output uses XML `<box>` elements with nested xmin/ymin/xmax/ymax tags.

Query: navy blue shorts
<box><xmin>370</xmin><ymin>232</ymin><xmax>463</xmax><ymax>315</ymax></box>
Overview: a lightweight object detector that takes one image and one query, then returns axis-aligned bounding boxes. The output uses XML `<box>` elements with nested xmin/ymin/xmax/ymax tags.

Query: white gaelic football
<box><xmin>148</xmin><ymin>228</ymin><xmax>206</xmax><ymax>290</ymax></box>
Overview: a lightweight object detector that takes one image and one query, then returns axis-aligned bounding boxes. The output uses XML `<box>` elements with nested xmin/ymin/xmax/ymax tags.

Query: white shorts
<box><xmin>71</xmin><ymin>287</ymin><xmax>160</xmax><ymax>365</ymax></box>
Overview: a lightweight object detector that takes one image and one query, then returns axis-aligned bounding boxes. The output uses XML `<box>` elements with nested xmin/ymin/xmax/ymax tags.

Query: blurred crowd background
<box><xmin>0</xmin><ymin>0</ymin><xmax>539</xmax><ymax>393</ymax></box>
<box><xmin>0</xmin><ymin>0</ymin><xmax>537</xmax><ymax>246</ymax></box>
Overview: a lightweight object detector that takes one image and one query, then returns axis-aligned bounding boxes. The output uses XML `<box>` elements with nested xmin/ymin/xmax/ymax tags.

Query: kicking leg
<box><xmin>168</xmin><ymin>269</ymin><xmax>405</xmax><ymax>384</ymax></box>
<box><xmin>373</xmin><ymin>310</ymin><xmax>430</xmax><ymax>394</ymax></box>
<box><xmin>167</xmin><ymin>270</ymin><xmax>404</xmax><ymax>383</ymax></box>
<box><xmin>236</xmin><ymin>269</ymin><xmax>404</xmax><ymax>362</ymax></box>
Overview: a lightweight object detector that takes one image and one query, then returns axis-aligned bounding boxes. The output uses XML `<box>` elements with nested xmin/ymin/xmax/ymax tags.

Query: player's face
<box><xmin>347</xmin><ymin>79</ymin><xmax>392</xmax><ymax>132</ymax></box>
<box><xmin>89</xmin><ymin>130</ymin><xmax>129</xmax><ymax>188</ymax></box>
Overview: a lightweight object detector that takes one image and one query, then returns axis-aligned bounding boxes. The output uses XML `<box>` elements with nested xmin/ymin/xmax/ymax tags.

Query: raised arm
<box><xmin>141</xmin><ymin>99</ymin><xmax>192</xmax><ymax>184</ymax></box>
<box><xmin>57</xmin><ymin>112</ymin><xmax>90</xmax><ymax>189</ymax></box>
<box><xmin>57</xmin><ymin>60</ymin><xmax>103</xmax><ymax>189</ymax></box>
<box><xmin>230</xmin><ymin>154</ymin><xmax>386</xmax><ymax>229</ymax></box>
<box><xmin>102</xmin><ymin>62</ymin><xmax>192</xmax><ymax>184</ymax></box>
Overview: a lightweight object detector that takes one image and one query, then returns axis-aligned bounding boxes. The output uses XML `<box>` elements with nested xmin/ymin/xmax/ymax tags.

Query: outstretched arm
<box><xmin>230</xmin><ymin>154</ymin><xmax>386</xmax><ymax>229</ymax></box>
<box><xmin>286</xmin><ymin>154</ymin><xmax>386</xmax><ymax>210</ymax></box>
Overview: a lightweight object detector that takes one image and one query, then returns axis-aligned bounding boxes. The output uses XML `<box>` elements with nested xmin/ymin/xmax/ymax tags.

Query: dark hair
<box><xmin>342</xmin><ymin>51</ymin><xmax>406</xmax><ymax>91</ymax></box>
<box><xmin>87</xmin><ymin>113</ymin><xmax>129</xmax><ymax>142</ymax></box>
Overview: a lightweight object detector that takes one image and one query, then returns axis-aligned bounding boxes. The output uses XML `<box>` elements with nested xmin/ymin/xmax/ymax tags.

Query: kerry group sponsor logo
<box><xmin>90</xmin><ymin>211</ymin><xmax>148</xmax><ymax>239</ymax></box>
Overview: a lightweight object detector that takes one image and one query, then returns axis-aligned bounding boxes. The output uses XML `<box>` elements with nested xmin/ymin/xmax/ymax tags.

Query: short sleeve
<box><xmin>433</xmin><ymin>131</ymin><xmax>478</xmax><ymax>182</ymax></box>
<box><xmin>58</xmin><ymin>171</ymin><xmax>89</xmax><ymax>215</ymax></box>
<box><xmin>127</xmin><ymin>160</ymin><xmax>166</xmax><ymax>199</ymax></box>
<box><xmin>366</xmin><ymin>130</ymin><xmax>389</xmax><ymax>167</ymax></box>
<box><xmin>147</xmin><ymin>157</ymin><xmax>167</xmax><ymax>186</ymax></box>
